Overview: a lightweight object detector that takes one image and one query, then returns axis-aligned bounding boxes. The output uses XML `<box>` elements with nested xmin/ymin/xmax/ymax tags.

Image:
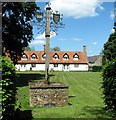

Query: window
<box><xmin>74</xmin><ymin>64</ymin><xmax>79</xmax><ymax>68</ymax></box>
<box><xmin>22</xmin><ymin>54</ymin><xmax>27</xmax><ymax>60</ymax></box>
<box><xmin>21</xmin><ymin>64</ymin><xmax>26</xmax><ymax>67</ymax></box>
<box><xmin>31</xmin><ymin>54</ymin><xmax>37</xmax><ymax>60</ymax></box>
<box><xmin>73</xmin><ymin>54</ymin><xmax>79</xmax><ymax>60</ymax></box>
<box><xmin>42</xmin><ymin>53</ymin><xmax>46</xmax><ymax>60</ymax></box>
<box><xmin>53</xmin><ymin>54</ymin><xmax>59</xmax><ymax>60</ymax></box>
<box><xmin>63</xmin><ymin>54</ymin><xmax>69</xmax><ymax>60</ymax></box>
<box><xmin>31</xmin><ymin>64</ymin><xmax>36</xmax><ymax>67</ymax></box>
<box><xmin>54</xmin><ymin>64</ymin><xmax>58</xmax><ymax>67</ymax></box>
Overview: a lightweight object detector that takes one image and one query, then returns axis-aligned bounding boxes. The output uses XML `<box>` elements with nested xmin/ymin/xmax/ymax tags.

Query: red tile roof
<box><xmin>17</xmin><ymin>51</ymin><xmax>87</xmax><ymax>64</ymax></box>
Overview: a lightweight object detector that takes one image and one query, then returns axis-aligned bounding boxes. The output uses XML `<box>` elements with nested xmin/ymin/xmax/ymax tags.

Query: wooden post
<box><xmin>45</xmin><ymin>5</ymin><xmax>51</xmax><ymax>84</ymax></box>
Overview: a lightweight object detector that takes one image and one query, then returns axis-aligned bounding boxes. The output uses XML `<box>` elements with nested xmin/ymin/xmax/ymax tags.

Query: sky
<box><xmin>29</xmin><ymin>1</ymin><xmax>114</xmax><ymax>56</ymax></box>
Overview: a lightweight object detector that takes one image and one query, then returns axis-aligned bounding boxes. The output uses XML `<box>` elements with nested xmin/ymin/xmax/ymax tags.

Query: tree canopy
<box><xmin>2</xmin><ymin>2</ymin><xmax>39</xmax><ymax>64</ymax></box>
<box><xmin>102</xmin><ymin>22</ymin><xmax>116</xmax><ymax>117</ymax></box>
<box><xmin>103</xmin><ymin>23</ymin><xmax>116</xmax><ymax>61</ymax></box>
<box><xmin>50</xmin><ymin>46</ymin><xmax>60</xmax><ymax>51</ymax></box>
<box><xmin>23</xmin><ymin>45</ymin><xmax>35</xmax><ymax>51</ymax></box>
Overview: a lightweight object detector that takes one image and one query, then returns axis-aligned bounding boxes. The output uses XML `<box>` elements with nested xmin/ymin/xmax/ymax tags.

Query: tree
<box><xmin>1</xmin><ymin>56</ymin><xmax>17</xmax><ymax>119</ymax></box>
<box><xmin>100</xmin><ymin>50</ymin><xmax>107</xmax><ymax>66</ymax></box>
<box><xmin>102</xmin><ymin>55</ymin><xmax>107</xmax><ymax>65</ymax></box>
<box><xmin>102</xmin><ymin>59</ymin><xmax>116</xmax><ymax>117</ymax></box>
<box><xmin>23</xmin><ymin>45</ymin><xmax>35</xmax><ymax>51</ymax></box>
<box><xmin>103</xmin><ymin>23</ymin><xmax>116</xmax><ymax>61</ymax></box>
<box><xmin>102</xmin><ymin>22</ymin><xmax>116</xmax><ymax>117</ymax></box>
<box><xmin>2</xmin><ymin>2</ymin><xmax>39</xmax><ymax>64</ymax></box>
<box><xmin>50</xmin><ymin>46</ymin><xmax>60</xmax><ymax>51</ymax></box>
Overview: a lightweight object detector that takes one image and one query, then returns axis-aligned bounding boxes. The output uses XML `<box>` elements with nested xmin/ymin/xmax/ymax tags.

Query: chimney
<box><xmin>83</xmin><ymin>45</ymin><xmax>89</xmax><ymax>64</ymax></box>
<box><xmin>83</xmin><ymin>45</ymin><xmax>86</xmax><ymax>53</ymax></box>
<box><xmin>44</xmin><ymin>45</ymin><xmax>46</xmax><ymax>53</ymax></box>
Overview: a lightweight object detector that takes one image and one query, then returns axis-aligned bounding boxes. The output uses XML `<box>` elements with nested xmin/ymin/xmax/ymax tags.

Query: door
<box><xmin>63</xmin><ymin>64</ymin><xmax>69</xmax><ymax>71</ymax></box>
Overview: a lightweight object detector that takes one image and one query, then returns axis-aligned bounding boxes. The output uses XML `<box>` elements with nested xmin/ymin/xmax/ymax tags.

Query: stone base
<box><xmin>28</xmin><ymin>82</ymin><xmax>69</xmax><ymax>107</ymax></box>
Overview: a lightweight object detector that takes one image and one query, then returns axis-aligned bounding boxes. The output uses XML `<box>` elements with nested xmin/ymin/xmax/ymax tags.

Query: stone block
<box><xmin>28</xmin><ymin>82</ymin><xmax>69</xmax><ymax>107</ymax></box>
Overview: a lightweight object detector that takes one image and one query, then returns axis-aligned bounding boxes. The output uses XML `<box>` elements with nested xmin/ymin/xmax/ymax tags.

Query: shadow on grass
<box><xmin>68</xmin><ymin>95</ymin><xmax>76</xmax><ymax>98</ymax></box>
<box><xmin>2</xmin><ymin>110</ymin><xmax>33</xmax><ymax>120</ymax></box>
<box><xmin>16</xmin><ymin>73</ymin><xmax>55</xmax><ymax>87</ymax></box>
<box><xmin>68</xmin><ymin>96</ymin><xmax>76</xmax><ymax>106</ymax></box>
<box><xmin>80</xmin><ymin>106</ymin><xmax>109</xmax><ymax>118</ymax></box>
<box><xmin>15</xmin><ymin>109</ymin><xmax>33</xmax><ymax>120</ymax></box>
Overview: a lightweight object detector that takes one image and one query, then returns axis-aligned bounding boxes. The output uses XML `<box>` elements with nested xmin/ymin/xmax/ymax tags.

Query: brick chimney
<box><xmin>44</xmin><ymin>45</ymin><xmax>46</xmax><ymax>52</ymax></box>
<box><xmin>83</xmin><ymin>45</ymin><xmax>88</xmax><ymax>64</ymax></box>
<box><xmin>83</xmin><ymin>45</ymin><xmax>86</xmax><ymax>53</ymax></box>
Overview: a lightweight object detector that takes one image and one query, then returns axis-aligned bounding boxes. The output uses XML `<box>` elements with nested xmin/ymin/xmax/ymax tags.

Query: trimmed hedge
<box><xmin>1</xmin><ymin>56</ymin><xmax>17</xmax><ymax>119</ymax></box>
<box><xmin>102</xmin><ymin>59</ymin><xmax>116</xmax><ymax>117</ymax></box>
<box><xmin>92</xmin><ymin>66</ymin><xmax>103</xmax><ymax>72</ymax></box>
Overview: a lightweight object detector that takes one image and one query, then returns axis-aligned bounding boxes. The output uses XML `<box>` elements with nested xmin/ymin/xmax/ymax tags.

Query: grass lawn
<box><xmin>15</xmin><ymin>71</ymin><xmax>109</xmax><ymax>119</ymax></box>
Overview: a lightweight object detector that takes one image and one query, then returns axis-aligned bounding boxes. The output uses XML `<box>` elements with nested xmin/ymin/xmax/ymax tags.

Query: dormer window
<box><xmin>73</xmin><ymin>54</ymin><xmax>79</xmax><ymax>60</ymax></box>
<box><xmin>63</xmin><ymin>53</ymin><xmax>69</xmax><ymax>60</ymax></box>
<box><xmin>42</xmin><ymin>53</ymin><xmax>46</xmax><ymax>60</ymax></box>
<box><xmin>53</xmin><ymin>53</ymin><xmax>59</xmax><ymax>60</ymax></box>
<box><xmin>22</xmin><ymin>53</ymin><xmax>28</xmax><ymax>60</ymax></box>
<box><xmin>31</xmin><ymin>54</ymin><xmax>37</xmax><ymax>60</ymax></box>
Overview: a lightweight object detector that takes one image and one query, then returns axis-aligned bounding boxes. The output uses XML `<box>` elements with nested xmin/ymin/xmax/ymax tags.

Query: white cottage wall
<box><xmin>69</xmin><ymin>64</ymin><xmax>88</xmax><ymax>71</ymax></box>
<box><xmin>16</xmin><ymin>63</ymin><xmax>88</xmax><ymax>71</ymax></box>
<box><xmin>53</xmin><ymin>64</ymin><xmax>63</xmax><ymax>71</ymax></box>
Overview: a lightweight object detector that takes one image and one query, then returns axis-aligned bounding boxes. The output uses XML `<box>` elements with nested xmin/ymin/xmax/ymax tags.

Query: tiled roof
<box><xmin>88</xmin><ymin>55</ymin><xmax>100</xmax><ymax>63</ymax></box>
<box><xmin>17</xmin><ymin>51</ymin><xmax>87</xmax><ymax>64</ymax></box>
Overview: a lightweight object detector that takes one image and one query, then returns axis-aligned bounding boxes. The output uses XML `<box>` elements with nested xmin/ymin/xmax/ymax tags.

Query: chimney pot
<box><xmin>83</xmin><ymin>45</ymin><xmax>86</xmax><ymax>53</ymax></box>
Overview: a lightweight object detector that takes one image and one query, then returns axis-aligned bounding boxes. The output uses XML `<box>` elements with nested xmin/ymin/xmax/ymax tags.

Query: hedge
<box><xmin>102</xmin><ymin>59</ymin><xmax>116</xmax><ymax>117</ymax></box>
<box><xmin>92</xmin><ymin>66</ymin><xmax>103</xmax><ymax>72</ymax></box>
<box><xmin>1</xmin><ymin>56</ymin><xmax>17</xmax><ymax>119</ymax></box>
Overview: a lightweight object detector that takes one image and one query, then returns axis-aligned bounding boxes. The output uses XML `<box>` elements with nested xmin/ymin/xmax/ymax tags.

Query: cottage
<box><xmin>88</xmin><ymin>55</ymin><xmax>102</xmax><ymax>66</ymax></box>
<box><xmin>15</xmin><ymin>45</ymin><xmax>89</xmax><ymax>71</ymax></box>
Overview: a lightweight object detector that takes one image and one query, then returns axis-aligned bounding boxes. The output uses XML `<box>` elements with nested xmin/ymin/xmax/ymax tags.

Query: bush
<box><xmin>30</xmin><ymin>67</ymin><xmax>32</xmax><ymax>71</ymax></box>
<box><xmin>102</xmin><ymin>59</ymin><xmax>116</xmax><ymax>117</ymax></box>
<box><xmin>50</xmin><ymin>68</ymin><xmax>54</xmax><ymax>73</ymax></box>
<box><xmin>1</xmin><ymin>56</ymin><xmax>17</xmax><ymax>119</ymax></box>
<box><xmin>92</xmin><ymin>66</ymin><xmax>103</xmax><ymax>72</ymax></box>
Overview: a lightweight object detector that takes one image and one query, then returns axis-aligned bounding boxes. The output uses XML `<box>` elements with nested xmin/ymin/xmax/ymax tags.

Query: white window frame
<box><xmin>74</xmin><ymin>64</ymin><xmax>79</xmax><ymax>68</ymax></box>
<box><xmin>31</xmin><ymin>64</ymin><xmax>36</xmax><ymax>67</ymax></box>
<box><xmin>73</xmin><ymin>54</ymin><xmax>79</xmax><ymax>60</ymax></box>
<box><xmin>22</xmin><ymin>54</ymin><xmax>27</xmax><ymax>60</ymax></box>
<box><xmin>54</xmin><ymin>64</ymin><xmax>58</xmax><ymax>67</ymax></box>
<box><xmin>31</xmin><ymin>54</ymin><xmax>37</xmax><ymax>60</ymax></box>
<box><xmin>42</xmin><ymin>53</ymin><xmax>46</xmax><ymax>60</ymax></box>
<box><xmin>63</xmin><ymin>54</ymin><xmax>69</xmax><ymax>60</ymax></box>
<box><xmin>53</xmin><ymin>54</ymin><xmax>59</xmax><ymax>60</ymax></box>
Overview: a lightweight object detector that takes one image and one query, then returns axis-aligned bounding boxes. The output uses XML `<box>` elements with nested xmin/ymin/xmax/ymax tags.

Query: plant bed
<box><xmin>28</xmin><ymin>82</ymin><xmax>69</xmax><ymax>107</ymax></box>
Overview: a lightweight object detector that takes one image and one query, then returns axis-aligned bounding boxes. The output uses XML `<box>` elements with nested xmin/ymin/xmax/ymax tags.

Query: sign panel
<box><xmin>36</xmin><ymin>12</ymin><xmax>43</xmax><ymax>22</ymax></box>
<box><xmin>53</xmin><ymin>14</ymin><xmax>60</xmax><ymax>24</ymax></box>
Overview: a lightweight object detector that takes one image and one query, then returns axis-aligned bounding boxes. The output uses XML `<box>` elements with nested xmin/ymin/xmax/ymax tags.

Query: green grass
<box><xmin>15</xmin><ymin>71</ymin><xmax>109</xmax><ymax>118</ymax></box>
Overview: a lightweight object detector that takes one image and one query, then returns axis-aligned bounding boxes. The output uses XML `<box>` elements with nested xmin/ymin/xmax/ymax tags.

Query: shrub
<box><xmin>30</xmin><ymin>67</ymin><xmax>32</xmax><ymax>71</ymax></box>
<box><xmin>50</xmin><ymin>68</ymin><xmax>54</xmax><ymax>73</ymax></box>
<box><xmin>1</xmin><ymin>56</ymin><xmax>17</xmax><ymax>119</ymax></box>
<box><xmin>92</xmin><ymin>66</ymin><xmax>103</xmax><ymax>72</ymax></box>
<box><xmin>102</xmin><ymin>59</ymin><xmax>116</xmax><ymax>117</ymax></box>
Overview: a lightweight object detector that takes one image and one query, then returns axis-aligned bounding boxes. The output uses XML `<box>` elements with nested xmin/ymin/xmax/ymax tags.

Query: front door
<box><xmin>63</xmin><ymin>64</ymin><xmax>69</xmax><ymax>71</ymax></box>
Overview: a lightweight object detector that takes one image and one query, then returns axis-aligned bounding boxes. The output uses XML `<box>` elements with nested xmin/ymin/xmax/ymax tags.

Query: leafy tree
<box><xmin>103</xmin><ymin>23</ymin><xmax>116</xmax><ymax>61</ymax></box>
<box><xmin>102</xmin><ymin>55</ymin><xmax>107</xmax><ymax>65</ymax></box>
<box><xmin>23</xmin><ymin>45</ymin><xmax>35</xmax><ymax>51</ymax></box>
<box><xmin>2</xmin><ymin>2</ymin><xmax>39</xmax><ymax>64</ymax></box>
<box><xmin>100</xmin><ymin>50</ymin><xmax>107</xmax><ymax>65</ymax></box>
<box><xmin>1</xmin><ymin>56</ymin><xmax>17</xmax><ymax>119</ymax></box>
<box><xmin>102</xmin><ymin>59</ymin><xmax>116</xmax><ymax>117</ymax></box>
<box><xmin>102</xmin><ymin>22</ymin><xmax>116</xmax><ymax>117</ymax></box>
<box><xmin>50</xmin><ymin>46</ymin><xmax>60</xmax><ymax>51</ymax></box>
